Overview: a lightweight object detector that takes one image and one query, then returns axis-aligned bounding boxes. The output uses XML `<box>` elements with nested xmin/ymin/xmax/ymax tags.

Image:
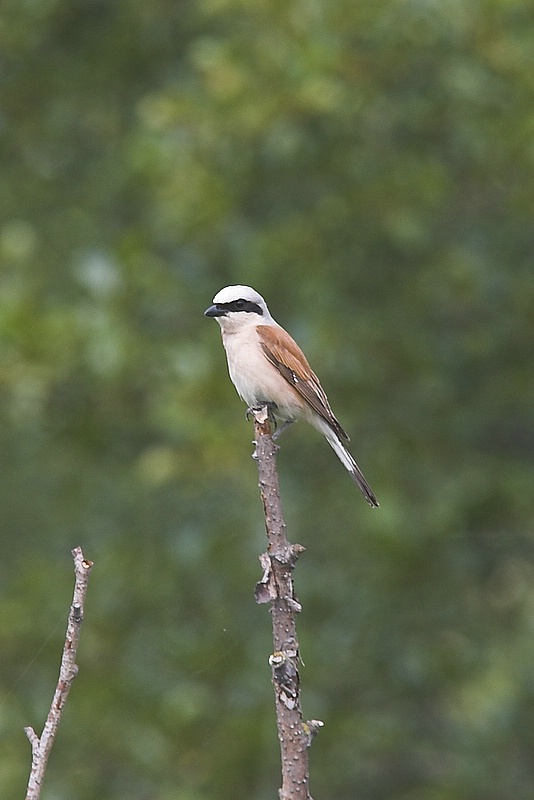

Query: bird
<box><xmin>205</xmin><ymin>285</ymin><xmax>379</xmax><ymax>507</ymax></box>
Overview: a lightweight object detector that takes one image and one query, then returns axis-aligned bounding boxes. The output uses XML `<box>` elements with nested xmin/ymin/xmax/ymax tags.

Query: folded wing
<box><xmin>257</xmin><ymin>324</ymin><xmax>349</xmax><ymax>441</ymax></box>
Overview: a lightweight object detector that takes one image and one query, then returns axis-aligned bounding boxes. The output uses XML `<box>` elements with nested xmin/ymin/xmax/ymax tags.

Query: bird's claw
<box><xmin>246</xmin><ymin>403</ymin><xmax>278</xmax><ymax>424</ymax></box>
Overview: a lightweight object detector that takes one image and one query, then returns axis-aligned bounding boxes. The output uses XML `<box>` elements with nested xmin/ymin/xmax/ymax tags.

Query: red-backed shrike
<box><xmin>205</xmin><ymin>285</ymin><xmax>379</xmax><ymax>507</ymax></box>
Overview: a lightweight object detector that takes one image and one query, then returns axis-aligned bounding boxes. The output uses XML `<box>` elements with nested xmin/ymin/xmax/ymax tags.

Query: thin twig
<box><xmin>24</xmin><ymin>547</ymin><xmax>93</xmax><ymax>800</ymax></box>
<box><xmin>252</xmin><ymin>406</ymin><xmax>321</xmax><ymax>800</ymax></box>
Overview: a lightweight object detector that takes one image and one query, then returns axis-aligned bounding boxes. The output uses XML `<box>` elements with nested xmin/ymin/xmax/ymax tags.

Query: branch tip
<box><xmin>303</xmin><ymin>719</ymin><xmax>324</xmax><ymax>747</ymax></box>
<box><xmin>24</xmin><ymin>727</ymin><xmax>39</xmax><ymax>747</ymax></box>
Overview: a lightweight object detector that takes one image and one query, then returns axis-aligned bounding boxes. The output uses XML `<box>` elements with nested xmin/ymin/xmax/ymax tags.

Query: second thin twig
<box><xmin>24</xmin><ymin>546</ymin><xmax>93</xmax><ymax>800</ymax></box>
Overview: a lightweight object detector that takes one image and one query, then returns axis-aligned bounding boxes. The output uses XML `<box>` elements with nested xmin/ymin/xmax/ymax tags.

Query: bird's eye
<box><xmin>235</xmin><ymin>299</ymin><xmax>246</xmax><ymax>309</ymax></box>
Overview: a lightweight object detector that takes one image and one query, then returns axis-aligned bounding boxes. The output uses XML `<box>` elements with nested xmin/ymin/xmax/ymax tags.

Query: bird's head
<box><xmin>204</xmin><ymin>285</ymin><xmax>274</xmax><ymax>330</ymax></box>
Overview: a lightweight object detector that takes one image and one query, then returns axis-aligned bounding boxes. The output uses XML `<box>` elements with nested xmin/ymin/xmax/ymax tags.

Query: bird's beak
<box><xmin>204</xmin><ymin>304</ymin><xmax>226</xmax><ymax>317</ymax></box>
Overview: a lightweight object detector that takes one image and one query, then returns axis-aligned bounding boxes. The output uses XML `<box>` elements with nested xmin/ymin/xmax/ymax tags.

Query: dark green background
<box><xmin>1</xmin><ymin>1</ymin><xmax>533</xmax><ymax>798</ymax></box>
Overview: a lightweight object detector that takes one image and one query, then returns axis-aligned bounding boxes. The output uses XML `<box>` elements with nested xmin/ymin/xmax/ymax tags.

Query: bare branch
<box><xmin>252</xmin><ymin>406</ymin><xmax>322</xmax><ymax>800</ymax></box>
<box><xmin>24</xmin><ymin>547</ymin><xmax>93</xmax><ymax>800</ymax></box>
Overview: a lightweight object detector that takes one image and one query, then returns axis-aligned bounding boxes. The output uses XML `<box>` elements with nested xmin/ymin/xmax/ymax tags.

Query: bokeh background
<box><xmin>1</xmin><ymin>1</ymin><xmax>534</xmax><ymax>798</ymax></box>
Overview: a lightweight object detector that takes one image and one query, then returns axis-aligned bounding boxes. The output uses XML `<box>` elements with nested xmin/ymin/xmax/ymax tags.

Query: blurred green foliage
<box><xmin>1</xmin><ymin>0</ymin><xmax>534</xmax><ymax>798</ymax></box>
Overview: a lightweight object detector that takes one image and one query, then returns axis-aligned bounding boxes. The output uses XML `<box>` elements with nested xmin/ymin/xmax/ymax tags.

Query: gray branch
<box><xmin>24</xmin><ymin>547</ymin><xmax>93</xmax><ymax>800</ymax></box>
<box><xmin>252</xmin><ymin>406</ymin><xmax>322</xmax><ymax>800</ymax></box>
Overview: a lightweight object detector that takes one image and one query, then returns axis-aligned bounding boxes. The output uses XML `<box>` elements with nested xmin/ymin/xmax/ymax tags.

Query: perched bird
<box><xmin>205</xmin><ymin>285</ymin><xmax>379</xmax><ymax>507</ymax></box>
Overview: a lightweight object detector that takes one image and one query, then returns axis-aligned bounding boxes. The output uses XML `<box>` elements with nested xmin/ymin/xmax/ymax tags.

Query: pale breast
<box><xmin>221</xmin><ymin>327</ymin><xmax>305</xmax><ymax>419</ymax></box>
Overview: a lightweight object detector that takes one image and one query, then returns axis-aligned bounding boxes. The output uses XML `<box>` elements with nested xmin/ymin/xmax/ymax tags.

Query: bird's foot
<box><xmin>245</xmin><ymin>402</ymin><xmax>278</xmax><ymax>424</ymax></box>
<box><xmin>272</xmin><ymin>419</ymin><xmax>294</xmax><ymax>441</ymax></box>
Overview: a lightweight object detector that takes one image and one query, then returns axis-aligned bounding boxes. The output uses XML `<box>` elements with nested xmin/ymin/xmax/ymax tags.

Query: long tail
<box><xmin>324</xmin><ymin>428</ymin><xmax>379</xmax><ymax>507</ymax></box>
